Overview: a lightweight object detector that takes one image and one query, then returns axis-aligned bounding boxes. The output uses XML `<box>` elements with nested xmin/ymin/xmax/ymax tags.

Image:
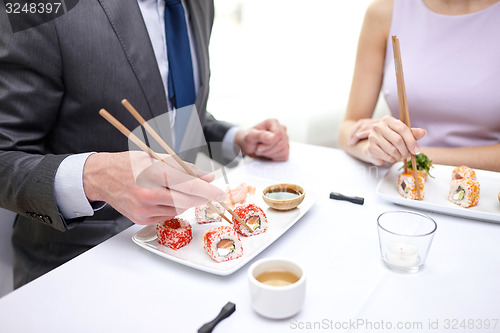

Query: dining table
<box><xmin>1</xmin><ymin>142</ymin><xmax>499</xmax><ymax>333</ymax></box>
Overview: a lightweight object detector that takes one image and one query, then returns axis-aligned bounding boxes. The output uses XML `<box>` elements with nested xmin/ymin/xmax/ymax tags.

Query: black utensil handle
<box><xmin>330</xmin><ymin>192</ymin><xmax>364</xmax><ymax>205</ymax></box>
<box><xmin>198</xmin><ymin>302</ymin><xmax>236</xmax><ymax>333</ymax></box>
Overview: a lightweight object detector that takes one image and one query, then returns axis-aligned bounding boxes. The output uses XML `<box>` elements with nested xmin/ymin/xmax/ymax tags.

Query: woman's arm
<box><xmin>339</xmin><ymin>0</ymin><xmax>500</xmax><ymax>172</ymax></box>
<box><xmin>422</xmin><ymin>145</ymin><xmax>500</xmax><ymax>172</ymax></box>
<box><xmin>339</xmin><ymin>0</ymin><xmax>395</xmax><ymax>163</ymax></box>
<box><xmin>339</xmin><ymin>0</ymin><xmax>425</xmax><ymax>165</ymax></box>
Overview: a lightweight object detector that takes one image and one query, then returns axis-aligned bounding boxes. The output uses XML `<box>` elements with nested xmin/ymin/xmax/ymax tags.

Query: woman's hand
<box><xmin>348</xmin><ymin>116</ymin><xmax>426</xmax><ymax>165</ymax></box>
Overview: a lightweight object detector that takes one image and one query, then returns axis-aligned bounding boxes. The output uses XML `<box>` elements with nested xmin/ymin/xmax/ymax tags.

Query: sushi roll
<box><xmin>451</xmin><ymin>166</ymin><xmax>476</xmax><ymax>180</ymax></box>
<box><xmin>232</xmin><ymin>203</ymin><xmax>268</xmax><ymax>236</ymax></box>
<box><xmin>448</xmin><ymin>178</ymin><xmax>480</xmax><ymax>208</ymax></box>
<box><xmin>156</xmin><ymin>218</ymin><xmax>192</xmax><ymax>250</ymax></box>
<box><xmin>203</xmin><ymin>226</ymin><xmax>243</xmax><ymax>262</ymax></box>
<box><xmin>195</xmin><ymin>201</ymin><xmax>225</xmax><ymax>224</ymax></box>
<box><xmin>398</xmin><ymin>172</ymin><xmax>425</xmax><ymax>200</ymax></box>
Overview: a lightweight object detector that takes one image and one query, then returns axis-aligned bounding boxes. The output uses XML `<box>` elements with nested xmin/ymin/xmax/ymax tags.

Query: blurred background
<box><xmin>207</xmin><ymin>0</ymin><xmax>389</xmax><ymax>148</ymax></box>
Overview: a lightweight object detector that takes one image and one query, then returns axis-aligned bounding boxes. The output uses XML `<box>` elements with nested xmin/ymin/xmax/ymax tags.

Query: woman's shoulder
<box><xmin>364</xmin><ymin>0</ymin><xmax>393</xmax><ymax>39</ymax></box>
<box><xmin>365</xmin><ymin>0</ymin><xmax>393</xmax><ymax>24</ymax></box>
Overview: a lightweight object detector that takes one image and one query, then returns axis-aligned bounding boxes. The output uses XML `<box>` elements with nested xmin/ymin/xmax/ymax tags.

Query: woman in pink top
<box><xmin>338</xmin><ymin>0</ymin><xmax>500</xmax><ymax>171</ymax></box>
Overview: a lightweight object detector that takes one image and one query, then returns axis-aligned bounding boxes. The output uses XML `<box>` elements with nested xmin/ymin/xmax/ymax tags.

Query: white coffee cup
<box><xmin>248</xmin><ymin>257</ymin><xmax>306</xmax><ymax>319</ymax></box>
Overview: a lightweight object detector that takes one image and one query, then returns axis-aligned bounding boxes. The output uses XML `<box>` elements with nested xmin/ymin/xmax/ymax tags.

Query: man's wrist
<box><xmin>54</xmin><ymin>152</ymin><xmax>97</xmax><ymax>219</ymax></box>
<box><xmin>221</xmin><ymin>126</ymin><xmax>243</xmax><ymax>161</ymax></box>
<box><xmin>82</xmin><ymin>152</ymin><xmax>103</xmax><ymax>203</ymax></box>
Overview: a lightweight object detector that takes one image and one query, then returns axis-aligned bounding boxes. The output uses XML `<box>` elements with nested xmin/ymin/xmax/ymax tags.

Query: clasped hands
<box><xmin>235</xmin><ymin>118</ymin><xmax>289</xmax><ymax>161</ymax></box>
<box><xmin>348</xmin><ymin>115</ymin><xmax>426</xmax><ymax>166</ymax></box>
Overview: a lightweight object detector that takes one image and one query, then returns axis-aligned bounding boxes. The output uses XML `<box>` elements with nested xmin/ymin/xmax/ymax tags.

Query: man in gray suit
<box><xmin>0</xmin><ymin>0</ymin><xmax>289</xmax><ymax>288</ymax></box>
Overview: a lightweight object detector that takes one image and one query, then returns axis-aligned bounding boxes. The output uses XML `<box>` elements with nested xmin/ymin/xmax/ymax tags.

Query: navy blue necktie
<box><xmin>164</xmin><ymin>0</ymin><xmax>196</xmax><ymax>109</ymax></box>
<box><xmin>164</xmin><ymin>0</ymin><xmax>196</xmax><ymax>151</ymax></box>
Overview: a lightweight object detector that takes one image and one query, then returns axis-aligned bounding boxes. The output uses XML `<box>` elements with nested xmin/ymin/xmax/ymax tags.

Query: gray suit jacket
<box><xmin>0</xmin><ymin>0</ymin><xmax>231</xmax><ymax>287</ymax></box>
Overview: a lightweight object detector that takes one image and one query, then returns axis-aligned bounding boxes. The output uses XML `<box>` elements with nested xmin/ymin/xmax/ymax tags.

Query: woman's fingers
<box><xmin>348</xmin><ymin>118</ymin><xmax>380</xmax><ymax>146</ymax></box>
<box><xmin>367</xmin><ymin>116</ymin><xmax>426</xmax><ymax>163</ymax></box>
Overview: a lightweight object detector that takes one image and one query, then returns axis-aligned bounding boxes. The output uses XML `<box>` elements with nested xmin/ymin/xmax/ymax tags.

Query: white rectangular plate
<box><xmin>376</xmin><ymin>163</ymin><xmax>500</xmax><ymax>223</ymax></box>
<box><xmin>132</xmin><ymin>176</ymin><xmax>319</xmax><ymax>275</ymax></box>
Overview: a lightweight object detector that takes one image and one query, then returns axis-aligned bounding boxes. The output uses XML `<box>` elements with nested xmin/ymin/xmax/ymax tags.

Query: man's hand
<box><xmin>234</xmin><ymin>119</ymin><xmax>289</xmax><ymax>161</ymax></box>
<box><xmin>83</xmin><ymin>151</ymin><xmax>226</xmax><ymax>225</ymax></box>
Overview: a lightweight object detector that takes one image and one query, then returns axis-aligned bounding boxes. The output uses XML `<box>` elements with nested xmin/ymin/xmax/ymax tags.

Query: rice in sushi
<box><xmin>398</xmin><ymin>172</ymin><xmax>425</xmax><ymax>200</ymax></box>
<box><xmin>156</xmin><ymin>218</ymin><xmax>192</xmax><ymax>250</ymax></box>
<box><xmin>451</xmin><ymin>166</ymin><xmax>476</xmax><ymax>180</ymax></box>
<box><xmin>448</xmin><ymin>178</ymin><xmax>480</xmax><ymax>208</ymax></box>
<box><xmin>203</xmin><ymin>226</ymin><xmax>243</xmax><ymax>262</ymax></box>
<box><xmin>232</xmin><ymin>203</ymin><xmax>268</xmax><ymax>236</ymax></box>
<box><xmin>195</xmin><ymin>201</ymin><xmax>225</xmax><ymax>224</ymax></box>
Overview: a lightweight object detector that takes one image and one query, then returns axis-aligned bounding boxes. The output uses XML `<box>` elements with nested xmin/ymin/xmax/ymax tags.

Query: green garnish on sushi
<box><xmin>399</xmin><ymin>153</ymin><xmax>434</xmax><ymax>178</ymax></box>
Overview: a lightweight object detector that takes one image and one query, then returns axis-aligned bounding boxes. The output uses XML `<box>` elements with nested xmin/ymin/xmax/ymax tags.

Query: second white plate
<box><xmin>376</xmin><ymin>163</ymin><xmax>500</xmax><ymax>223</ymax></box>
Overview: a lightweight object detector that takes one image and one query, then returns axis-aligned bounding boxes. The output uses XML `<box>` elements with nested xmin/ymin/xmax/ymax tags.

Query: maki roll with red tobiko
<box><xmin>195</xmin><ymin>201</ymin><xmax>225</xmax><ymax>224</ymax></box>
<box><xmin>156</xmin><ymin>218</ymin><xmax>192</xmax><ymax>250</ymax></box>
<box><xmin>203</xmin><ymin>226</ymin><xmax>243</xmax><ymax>262</ymax></box>
<box><xmin>232</xmin><ymin>203</ymin><xmax>268</xmax><ymax>237</ymax></box>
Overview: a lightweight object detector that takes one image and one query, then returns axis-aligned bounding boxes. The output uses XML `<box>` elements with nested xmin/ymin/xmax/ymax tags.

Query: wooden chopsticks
<box><xmin>391</xmin><ymin>36</ymin><xmax>422</xmax><ymax>200</ymax></box>
<box><xmin>99</xmin><ymin>100</ymin><xmax>254</xmax><ymax>231</ymax></box>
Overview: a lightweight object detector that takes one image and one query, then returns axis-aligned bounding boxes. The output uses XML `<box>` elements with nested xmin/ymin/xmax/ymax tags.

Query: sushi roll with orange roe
<box><xmin>398</xmin><ymin>172</ymin><xmax>425</xmax><ymax>200</ymax></box>
<box><xmin>156</xmin><ymin>218</ymin><xmax>192</xmax><ymax>250</ymax></box>
<box><xmin>232</xmin><ymin>203</ymin><xmax>268</xmax><ymax>237</ymax></box>
<box><xmin>451</xmin><ymin>166</ymin><xmax>476</xmax><ymax>180</ymax></box>
<box><xmin>448</xmin><ymin>178</ymin><xmax>480</xmax><ymax>208</ymax></box>
<box><xmin>203</xmin><ymin>226</ymin><xmax>243</xmax><ymax>262</ymax></box>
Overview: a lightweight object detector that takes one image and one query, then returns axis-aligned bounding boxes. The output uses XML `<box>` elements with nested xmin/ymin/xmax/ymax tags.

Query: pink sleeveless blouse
<box><xmin>382</xmin><ymin>0</ymin><xmax>500</xmax><ymax>147</ymax></box>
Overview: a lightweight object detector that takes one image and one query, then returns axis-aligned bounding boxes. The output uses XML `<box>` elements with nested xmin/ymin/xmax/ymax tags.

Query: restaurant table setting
<box><xmin>1</xmin><ymin>142</ymin><xmax>499</xmax><ymax>332</ymax></box>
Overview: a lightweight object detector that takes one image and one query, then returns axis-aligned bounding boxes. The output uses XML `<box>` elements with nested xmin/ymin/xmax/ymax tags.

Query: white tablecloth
<box><xmin>1</xmin><ymin>143</ymin><xmax>499</xmax><ymax>333</ymax></box>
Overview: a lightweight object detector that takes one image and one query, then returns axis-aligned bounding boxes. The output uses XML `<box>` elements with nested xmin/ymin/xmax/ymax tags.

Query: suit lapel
<box><xmin>184</xmin><ymin>0</ymin><xmax>209</xmax><ymax>108</ymax></box>
<box><xmin>96</xmin><ymin>0</ymin><xmax>168</xmax><ymax>119</ymax></box>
